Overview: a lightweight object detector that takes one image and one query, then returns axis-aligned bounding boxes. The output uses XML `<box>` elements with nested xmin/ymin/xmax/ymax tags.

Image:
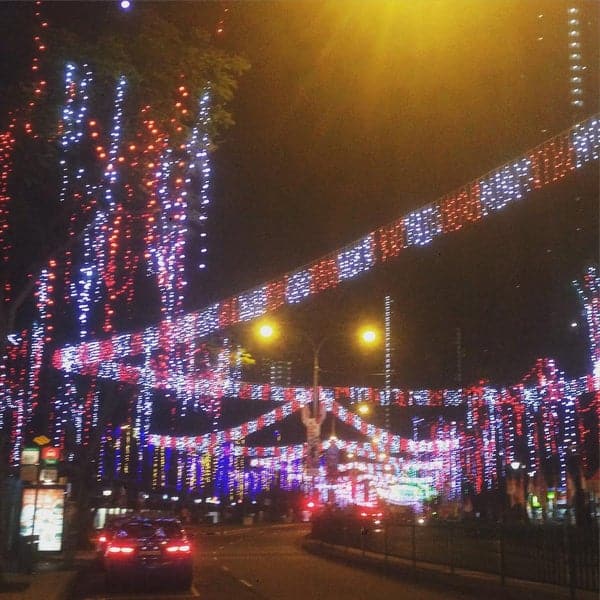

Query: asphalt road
<box><xmin>68</xmin><ymin>524</ymin><xmax>474</xmax><ymax>600</ymax></box>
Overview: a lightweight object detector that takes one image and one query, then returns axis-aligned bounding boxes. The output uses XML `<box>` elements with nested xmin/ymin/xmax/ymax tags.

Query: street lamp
<box><xmin>255</xmin><ymin>320</ymin><xmax>378</xmax><ymax>417</ymax></box>
<box><xmin>357</xmin><ymin>403</ymin><xmax>370</xmax><ymax>416</ymax></box>
<box><xmin>360</xmin><ymin>328</ymin><xmax>377</xmax><ymax>345</ymax></box>
<box><xmin>259</xmin><ymin>324</ymin><xmax>274</xmax><ymax>340</ymax></box>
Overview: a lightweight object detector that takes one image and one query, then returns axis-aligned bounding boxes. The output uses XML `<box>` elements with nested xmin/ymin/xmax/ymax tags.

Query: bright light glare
<box><xmin>120</xmin><ymin>0</ymin><xmax>131</xmax><ymax>9</ymax></box>
<box><xmin>357</xmin><ymin>403</ymin><xmax>370</xmax><ymax>415</ymax></box>
<box><xmin>258</xmin><ymin>323</ymin><xmax>274</xmax><ymax>338</ymax></box>
<box><xmin>361</xmin><ymin>329</ymin><xmax>377</xmax><ymax>344</ymax></box>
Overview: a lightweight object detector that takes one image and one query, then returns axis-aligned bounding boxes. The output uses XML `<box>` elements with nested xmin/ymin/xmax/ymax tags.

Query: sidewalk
<box><xmin>1</xmin><ymin>560</ymin><xmax>77</xmax><ymax>600</ymax></box>
<box><xmin>302</xmin><ymin>537</ymin><xmax>598</xmax><ymax>600</ymax></box>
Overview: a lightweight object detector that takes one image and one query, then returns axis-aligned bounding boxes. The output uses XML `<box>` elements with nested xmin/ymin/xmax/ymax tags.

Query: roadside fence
<box><xmin>311</xmin><ymin>515</ymin><xmax>599</xmax><ymax>597</ymax></box>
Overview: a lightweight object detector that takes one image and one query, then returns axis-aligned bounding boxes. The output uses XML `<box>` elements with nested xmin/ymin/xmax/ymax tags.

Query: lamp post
<box><xmin>255</xmin><ymin>320</ymin><xmax>378</xmax><ymax>492</ymax></box>
<box><xmin>255</xmin><ymin>321</ymin><xmax>379</xmax><ymax>418</ymax></box>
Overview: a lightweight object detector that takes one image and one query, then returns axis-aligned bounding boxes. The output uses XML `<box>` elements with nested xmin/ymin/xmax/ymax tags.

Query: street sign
<box><xmin>41</xmin><ymin>446</ymin><xmax>60</xmax><ymax>464</ymax></box>
<box><xmin>33</xmin><ymin>435</ymin><xmax>50</xmax><ymax>446</ymax></box>
<box><xmin>39</xmin><ymin>467</ymin><xmax>59</xmax><ymax>484</ymax></box>
<box><xmin>22</xmin><ymin>447</ymin><xmax>40</xmax><ymax>466</ymax></box>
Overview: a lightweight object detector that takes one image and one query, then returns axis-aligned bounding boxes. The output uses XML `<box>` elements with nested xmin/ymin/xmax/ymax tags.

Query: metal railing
<box><xmin>311</xmin><ymin>516</ymin><xmax>599</xmax><ymax>596</ymax></box>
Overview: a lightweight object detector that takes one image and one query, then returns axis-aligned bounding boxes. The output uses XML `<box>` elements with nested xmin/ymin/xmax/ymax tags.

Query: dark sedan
<box><xmin>103</xmin><ymin>516</ymin><xmax>193</xmax><ymax>591</ymax></box>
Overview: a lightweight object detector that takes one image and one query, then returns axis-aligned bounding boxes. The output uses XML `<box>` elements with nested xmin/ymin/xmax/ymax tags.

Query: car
<box><xmin>93</xmin><ymin>516</ymin><xmax>126</xmax><ymax>565</ymax></box>
<box><xmin>349</xmin><ymin>505</ymin><xmax>385</xmax><ymax>529</ymax></box>
<box><xmin>103</xmin><ymin>516</ymin><xmax>193</xmax><ymax>591</ymax></box>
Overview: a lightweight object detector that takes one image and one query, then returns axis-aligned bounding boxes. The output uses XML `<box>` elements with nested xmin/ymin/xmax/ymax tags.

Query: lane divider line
<box><xmin>239</xmin><ymin>579</ymin><xmax>253</xmax><ymax>588</ymax></box>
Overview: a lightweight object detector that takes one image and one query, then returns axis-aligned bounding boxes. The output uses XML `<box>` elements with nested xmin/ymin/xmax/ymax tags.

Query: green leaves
<box><xmin>44</xmin><ymin>5</ymin><xmax>249</xmax><ymax>140</ymax></box>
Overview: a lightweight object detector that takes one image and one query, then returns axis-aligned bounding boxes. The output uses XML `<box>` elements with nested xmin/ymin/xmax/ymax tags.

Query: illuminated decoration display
<box><xmin>0</xmin><ymin>131</ymin><xmax>15</xmax><ymax>279</ymax></box>
<box><xmin>567</xmin><ymin>6</ymin><xmax>584</xmax><ymax>110</ymax></box>
<box><xmin>135</xmin><ymin>355</ymin><xmax>592</xmax><ymax>498</ymax></box>
<box><xmin>145</xmin><ymin>87</ymin><xmax>212</xmax><ymax>318</ymax></box>
<box><xmin>1</xmin><ymin>3</ymin><xmax>598</xmax><ymax>503</ymax></box>
<box><xmin>574</xmin><ymin>266</ymin><xmax>600</xmax><ymax>389</ymax></box>
<box><xmin>70</xmin><ymin>75</ymin><xmax>127</xmax><ymax>340</ymax></box>
<box><xmin>384</xmin><ymin>295</ymin><xmax>392</xmax><ymax>408</ymax></box>
<box><xmin>403</xmin><ymin>204</ymin><xmax>441</xmax><ymax>247</ymax></box>
<box><xmin>52</xmin><ymin>115</ymin><xmax>600</xmax><ymax>371</ymax></box>
<box><xmin>1</xmin><ymin>336</ymin><xmax>28</xmax><ymax>466</ymax></box>
<box><xmin>479</xmin><ymin>158</ymin><xmax>531</xmax><ymax>215</ymax></box>
<box><xmin>336</xmin><ymin>235</ymin><xmax>375</xmax><ymax>280</ymax></box>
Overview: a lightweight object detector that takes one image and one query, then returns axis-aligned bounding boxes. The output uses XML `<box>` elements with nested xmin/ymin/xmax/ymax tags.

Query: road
<box><xmin>68</xmin><ymin>523</ymin><xmax>474</xmax><ymax>600</ymax></box>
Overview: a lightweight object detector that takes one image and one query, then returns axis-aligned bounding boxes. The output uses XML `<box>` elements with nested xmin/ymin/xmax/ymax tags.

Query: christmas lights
<box><xmin>52</xmin><ymin>115</ymin><xmax>599</xmax><ymax>373</ymax></box>
<box><xmin>4</xmin><ymin>22</ymin><xmax>597</xmax><ymax>501</ymax></box>
<box><xmin>70</xmin><ymin>75</ymin><xmax>127</xmax><ymax>339</ymax></box>
<box><xmin>336</xmin><ymin>234</ymin><xmax>375</xmax><ymax>280</ymax></box>
<box><xmin>403</xmin><ymin>204</ymin><xmax>442</xmax><ymax>247</ymax></box>
<box><xmin>574</xmin><ymin>266</ymin><xmax>600</xmax><ymax>389</ymax></box>
<box><xmin>567</xmin><ymin>7</ymin><xmax>584</xmax><ymax>111</ymax></box>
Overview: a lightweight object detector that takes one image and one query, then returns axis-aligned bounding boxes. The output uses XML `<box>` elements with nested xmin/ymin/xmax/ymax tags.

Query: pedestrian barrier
<box><xmin>311</xmin><ymin>516</ymin><xmax>599</xmax><ymax>597</ymax></box>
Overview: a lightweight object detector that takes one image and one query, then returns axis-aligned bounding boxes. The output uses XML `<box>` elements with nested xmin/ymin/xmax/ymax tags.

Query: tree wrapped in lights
<box><xmin>0</xmin><ymin>3</ymin><xmax>248</xmax><ymax>468</ymax></box>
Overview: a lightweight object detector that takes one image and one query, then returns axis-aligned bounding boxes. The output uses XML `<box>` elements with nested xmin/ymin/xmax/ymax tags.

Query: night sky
<box><xmin>1</xmin><ymin>1</ymin><xmax>599</xmax><ymax>390</ymax></box>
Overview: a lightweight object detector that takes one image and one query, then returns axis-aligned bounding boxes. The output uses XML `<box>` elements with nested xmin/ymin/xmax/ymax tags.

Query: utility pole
<box><xmin>455</xmin><ymin>327</ymin><xmax>462</xmax><ymax>387</ymax></box>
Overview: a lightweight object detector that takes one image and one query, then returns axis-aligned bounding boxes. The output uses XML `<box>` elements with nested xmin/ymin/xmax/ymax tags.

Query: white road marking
<box><xmin>239</xmin><ymin>578</ymin><xmax>253</xmax><ymax>588</ymax></box>
<box><xmin>190</xmin><ymin>584</ymin><xmax>200</xmax><ymax>597</ymax></box>
<box><xmin>221</xmin><ymin>565</ymin><xmax>230</xmax><ymax>572</ymax></box>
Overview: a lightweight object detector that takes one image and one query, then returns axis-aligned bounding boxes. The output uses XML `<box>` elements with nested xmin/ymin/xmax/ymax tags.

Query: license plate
<box><xmin>139</xmin><ymin>550</ymin><xmax>160</xmax><ymax>557</ymax></box>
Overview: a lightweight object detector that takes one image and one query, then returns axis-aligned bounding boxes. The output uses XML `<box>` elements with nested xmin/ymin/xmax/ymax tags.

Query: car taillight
<box><xmin>166</xmin><ymin>543</ymin><xmax>191</xmax><ymax>553</ymax></box>
<box><xmin>98</xmin><ymin>535</ymin><xmax>107</xmax><ymax>543</ymax></box>
<box><xmin>360</xmin><ymin>512</ymin><xmax>367</xmax><ymax>517</ymax></box>
<box><xmin>107</xmin><ymin>545</ymin><xmax>135</xmax><ymax>554</ymax></box>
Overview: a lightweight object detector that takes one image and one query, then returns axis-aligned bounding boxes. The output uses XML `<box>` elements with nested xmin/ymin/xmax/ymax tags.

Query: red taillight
<box><xmin>107</xmin><ymin>545</ymin><xmax>135</xmax><ymax>554</ymax></box>
<box><xmin>360</xmin><ymin>512</ymin><xmax>367</xmax><ymax>517</ymax></box>
<box><xmin>98</xmin><ymin>535</ymin><xmax>107</xmax><ymax>543</ymax></box>
<box><xmin>166</xmin><ymin>543</ymin><xmax>191</xmax><ymax>554</ymax></box>
<box><xmin>307</xmin><ymin>501</ymin><xmax>315</xmax><ymax>509</ymax></box>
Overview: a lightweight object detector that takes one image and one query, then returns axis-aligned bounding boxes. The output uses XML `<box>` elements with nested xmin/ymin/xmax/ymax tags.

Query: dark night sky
<box><xmin>1</xmin><ymin>1</ymin><xmax>599</xmax><ymax>390</ymax></box>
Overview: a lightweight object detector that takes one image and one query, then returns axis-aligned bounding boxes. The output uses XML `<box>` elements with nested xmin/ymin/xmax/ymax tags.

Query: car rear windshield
<box><xmin>114</xmin><ymin>520</ymin><xmax>182</xmax><ymax>539</ymax></box>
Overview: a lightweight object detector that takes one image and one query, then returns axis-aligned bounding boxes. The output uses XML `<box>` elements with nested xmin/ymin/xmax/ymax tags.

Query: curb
<box><xmin>301</xmin><ymin>537</ymin><xmax>597</xmax><ymax>600</ymax></box>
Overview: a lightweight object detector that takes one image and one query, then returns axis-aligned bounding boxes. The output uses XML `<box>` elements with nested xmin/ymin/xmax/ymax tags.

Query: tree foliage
<box><xmin>0</xmin><ymin>3</ymin><xmax>249</xmax><ymax>338</ymax></box>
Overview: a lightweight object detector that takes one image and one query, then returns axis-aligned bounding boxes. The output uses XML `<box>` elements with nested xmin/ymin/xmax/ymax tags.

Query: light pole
<box><xmin>255</xmin><ymin>321</ymin><xmax>379</xmax><ymax>418</ymax></box>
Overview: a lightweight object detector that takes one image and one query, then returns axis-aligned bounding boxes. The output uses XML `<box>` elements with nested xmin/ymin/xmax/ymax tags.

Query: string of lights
<box><xmin>53</xmin><ymin>115</ymin><xmax>600</xmax><ymax>371</ymax></box>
